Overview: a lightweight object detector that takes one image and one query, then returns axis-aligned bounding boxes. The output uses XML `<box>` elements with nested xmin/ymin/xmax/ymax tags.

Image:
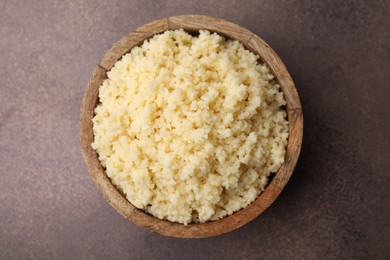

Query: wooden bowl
<box><xmin>80</xmin><ymin>15</ymin><xmax>303</xmax><ymax>238</ymax></box>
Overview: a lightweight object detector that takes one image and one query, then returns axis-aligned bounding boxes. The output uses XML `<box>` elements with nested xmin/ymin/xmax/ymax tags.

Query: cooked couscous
<box><xmin>92</xmin><ymin>29</ymin><xmax>288</xmax><ymax>225</ymax></box>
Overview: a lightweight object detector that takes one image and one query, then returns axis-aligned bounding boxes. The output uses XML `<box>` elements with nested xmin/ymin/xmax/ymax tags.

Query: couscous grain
<box><xmin>92</xmin><ymin>30</ymin><xmax>288</xmax><ymax>224</ymax></box>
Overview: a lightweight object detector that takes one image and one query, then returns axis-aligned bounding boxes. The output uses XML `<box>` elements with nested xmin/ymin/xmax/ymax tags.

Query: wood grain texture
<box><xmin>273</xmin><ymin>109</ymin><xmax>303</xmax><ymax>190</ymax></box>
<box><xmin>80</xmin><ymin>15</ymin><xmax>303</xmax><ymax>238</ymax></box>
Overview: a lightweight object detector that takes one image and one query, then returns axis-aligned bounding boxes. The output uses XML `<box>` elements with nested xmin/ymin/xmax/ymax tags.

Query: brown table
<box><xmin>1</xmin><ymin>1</ymin><xmax>389</xmax><ymax>259</ymax></box>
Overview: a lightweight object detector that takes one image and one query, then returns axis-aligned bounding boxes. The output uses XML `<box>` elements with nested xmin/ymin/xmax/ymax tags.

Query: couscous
<box><xmin>92</xmin><ymin>30</ymin><xmax>288</xmax><ymax>225</ymax></box>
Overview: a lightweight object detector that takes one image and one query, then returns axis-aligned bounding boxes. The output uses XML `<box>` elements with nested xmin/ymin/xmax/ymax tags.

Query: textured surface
<box><xmin>0</xmin><ymin>0</ymin><xmax>389</xmax><ymax>259</ymax></box>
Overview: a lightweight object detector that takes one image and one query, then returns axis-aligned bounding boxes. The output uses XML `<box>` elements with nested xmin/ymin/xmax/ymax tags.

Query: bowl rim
<box><xmin>80</xmin><ymin>15</ymin><xmax>303</xmax><ymax>238</ymax></box>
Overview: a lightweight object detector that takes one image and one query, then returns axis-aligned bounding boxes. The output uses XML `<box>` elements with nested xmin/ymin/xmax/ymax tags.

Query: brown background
<box><xmin>1</xmin><ymin>0</ymin><xmax>389</xmax><ymax>259</ymax></box>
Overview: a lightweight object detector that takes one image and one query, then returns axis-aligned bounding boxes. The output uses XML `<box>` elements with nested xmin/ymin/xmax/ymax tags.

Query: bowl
<box><xmin>80</xmin><ymin>15</ymin><xmax>303</xmax><ymax>238</ymax></box>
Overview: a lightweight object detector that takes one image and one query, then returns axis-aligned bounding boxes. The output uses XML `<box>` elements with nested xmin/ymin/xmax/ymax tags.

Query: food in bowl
<box><xmin>91</xmin><ymin>29</ymin><xmax>288</xmax><ymax>225</ymax></box>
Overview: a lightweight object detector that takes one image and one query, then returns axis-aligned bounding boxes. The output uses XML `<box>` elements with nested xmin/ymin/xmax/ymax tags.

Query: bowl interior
<box><xmin>80</xmin><ymin>15</ymin><xmax>303</xmax><ymax>238</ymax></box>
